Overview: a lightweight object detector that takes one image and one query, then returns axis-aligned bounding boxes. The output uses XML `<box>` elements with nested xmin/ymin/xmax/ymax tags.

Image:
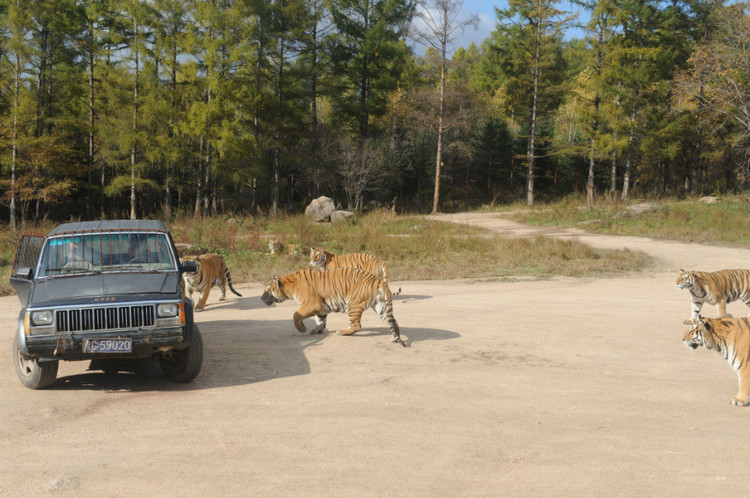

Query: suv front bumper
<box><xmin>21</xmin><ymin>326</ymin><xmax>186</xmax><ymax>361</ymax></box>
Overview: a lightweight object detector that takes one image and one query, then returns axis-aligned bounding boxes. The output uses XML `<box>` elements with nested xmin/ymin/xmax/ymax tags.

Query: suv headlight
<box><xmin>30</xmin><ymin>310</ymin><xmax>54</xmax><ymax>326</ymax></box>
<box><xmin>156</xmin><ymin>303</ymin><xmax>178</xmax><ymax>318</ymax></box>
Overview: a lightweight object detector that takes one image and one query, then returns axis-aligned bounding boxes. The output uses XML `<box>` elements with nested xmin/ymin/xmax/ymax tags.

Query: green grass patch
<box><xmin>509</xmin><ymin>194</ymin><xmax>750</xmax><ymax>247</ymax></box>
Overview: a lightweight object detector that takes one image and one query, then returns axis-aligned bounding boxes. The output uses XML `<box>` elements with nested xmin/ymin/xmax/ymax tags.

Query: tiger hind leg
<box><xmin>717</xmin><ymin>299</ymin><xmax>732</xmax><ymax>318</ymax></box>
<box><xmin>338</xmin><ymin>308</ymin><xmax>363</xmax><ymax>336</ymax></box>
<box><xmin>218</xmin><ymin>276</ymin><xmax>228</xmax><ymax>301</ymax></box>
<box><xmin>731</xmin><ymin>369</ymin><xmax>750</xmax><ymax>406</ymax></box>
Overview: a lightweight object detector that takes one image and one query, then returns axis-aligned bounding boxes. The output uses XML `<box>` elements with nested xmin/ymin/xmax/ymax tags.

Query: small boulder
<box><xmin>305</xmin><ymin>196</ymin><xmax>336</xmax><ymax>222</ymax></box>
<box><xmin>331</xmin><ymin>210</ymin><xmax>354</xmax><ymax>223</ymax></box>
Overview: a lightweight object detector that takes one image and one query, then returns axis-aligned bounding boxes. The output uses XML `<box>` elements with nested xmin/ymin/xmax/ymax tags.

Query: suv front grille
<box><xmin>56</xmin><ymin>305</ymin><xmax>155</xmax><ymax>332</ymax></box>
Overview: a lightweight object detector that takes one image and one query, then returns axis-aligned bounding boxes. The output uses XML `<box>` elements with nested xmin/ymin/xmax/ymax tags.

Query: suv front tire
<box><xmin>13</xmin><ymin>335</ymin><xmax>59</xmax><ymax>389</ymax></box>
<box><xmin>158</xmin><ymin>324</ymin><xmax>204</xmax><ymax>382</ymax></box>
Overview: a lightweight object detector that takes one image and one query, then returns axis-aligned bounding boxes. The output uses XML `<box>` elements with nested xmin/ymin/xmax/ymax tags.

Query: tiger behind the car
<box><xmin>260</xmin><ymin>267</ymin><xmax>405</xmax><ymax>347</ymax></box>
<box><xmin>182</xmin><ymin>253</ymin><xmax>242</xmax><ymax>311</ymax></box>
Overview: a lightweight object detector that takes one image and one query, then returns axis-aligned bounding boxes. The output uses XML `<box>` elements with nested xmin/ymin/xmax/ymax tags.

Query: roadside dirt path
<box><xmin>1</xmin><ymin>212</ymin><xmax>749</xmax><ymax>497</ymax></box>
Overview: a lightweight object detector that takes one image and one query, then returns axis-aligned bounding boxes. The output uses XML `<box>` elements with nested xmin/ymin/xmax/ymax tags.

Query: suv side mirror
<box><xmin>12</xmin><ymin>267</ymin><xmax>33</xmax><ymax>280</ymax></box>
<box><xmin>180</xmin><ymin>260</ymin><xmax>197</xmax><ymax>273</ymax></box>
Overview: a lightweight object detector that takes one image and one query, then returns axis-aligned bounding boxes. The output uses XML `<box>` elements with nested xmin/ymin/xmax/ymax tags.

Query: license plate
<box><xmin>83</xmin><ymin>338</ymin><xmax>132</xmax><ymax>354</ymax></box>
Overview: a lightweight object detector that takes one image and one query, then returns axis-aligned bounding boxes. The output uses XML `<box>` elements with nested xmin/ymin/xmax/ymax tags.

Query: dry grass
<box><xmin>0</xmin><ymin>210</ymin><xmax>651</xmax><ymax>297</ymax></box>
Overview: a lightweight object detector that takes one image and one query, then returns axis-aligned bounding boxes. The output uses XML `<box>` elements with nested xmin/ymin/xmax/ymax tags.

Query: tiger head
<box><xmin>683</xmin><ymin>317</ymin><xmax>710</xmax><ymax>350</ymax></box>
<box><xmin>261</xmin><ymin>276</ymin><xmax>287</xmax><ymax>306</ymax></box>
<box><xmin>309</xmin><ymin>248</ymin><xmax>329</xmax><ymax>269</ymax></box>
<box><xmin>676</xmin><ymin>269</ymin><xmax>695</xmax><ymax>290</ymax></box>
<box><xmin>268</xmin><ymin>239</ymin><xmax>283</xmax><ymax>255</ymax></box>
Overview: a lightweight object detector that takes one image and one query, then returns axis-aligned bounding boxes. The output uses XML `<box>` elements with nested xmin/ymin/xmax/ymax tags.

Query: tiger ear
<box><xmin>273</xmin><ymin>276</ymin><xmax>281</xmax><ymax>288</ymax></box>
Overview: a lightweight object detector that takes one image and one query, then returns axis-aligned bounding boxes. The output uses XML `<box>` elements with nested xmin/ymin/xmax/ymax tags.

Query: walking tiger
<box><xmin>182</xmin><ymin>253</ymin><xmax>242</xmax><ymax>311</ymax></box>
<box><xmin>260</xmin><ymin>267</ymin><xmax>405</xmax><ymax>346</ymax></box>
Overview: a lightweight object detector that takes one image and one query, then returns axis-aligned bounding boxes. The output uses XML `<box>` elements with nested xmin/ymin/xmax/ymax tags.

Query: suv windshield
<box><xmin>38</xmin><ymin>231</ymin><xmax>176</xmax><ymax>277</ymax></box>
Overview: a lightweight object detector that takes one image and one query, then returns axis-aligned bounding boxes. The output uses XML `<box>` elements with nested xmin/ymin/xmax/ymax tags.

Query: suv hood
<box><xmin>28</xmin><ymin>273</ymin><xmax>181</xmax><ymax>308</ymax></box>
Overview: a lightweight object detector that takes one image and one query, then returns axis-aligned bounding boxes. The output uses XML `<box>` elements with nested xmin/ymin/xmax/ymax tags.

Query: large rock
<box><xmin>305</xmin><ymin>196</ymin><xmax>336</xmax><ymax>222</ymax></box>
<box><xmin>330</xmin><ymin>210</ymin><xmax>354</xmax><ymax>223</ymax></box>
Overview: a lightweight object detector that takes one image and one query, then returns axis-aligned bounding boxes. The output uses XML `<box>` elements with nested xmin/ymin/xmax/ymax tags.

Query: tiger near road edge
<box><xmin>683</xmin><ymin>316</ymin><xmax>750</xmax><ymax>406</ymax></box>
<box><xmin>675</xmin><ymin>269</ymin><xmax>750</xmax><ymax>322</ymax></box>
<box><xmin>260</xmin><ymin>267</ymin><xmax>406</xmax><ymax>347</ymax></box>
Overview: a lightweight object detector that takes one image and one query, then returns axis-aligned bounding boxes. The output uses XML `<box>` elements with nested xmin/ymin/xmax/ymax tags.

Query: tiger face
<box><xmin>676</xmin><ymin>270</ymin><xmax>695</xmax><ymax>290</ymax></box>
<box><xmin>269</xmin><ymin>239</ymin><xmax>283</xmax><ymax>255</ymax></box>
<box><xmin>261</xmin><ymin>277</ymin><xmax>284</xmax><ymax>305</ymax></box>
<box><xmin>309</xmin><ymin>248</ymin><xmax>328</xmax><ymax>268</ymax></box>
<box><xmin>683</xmin><ymin>318</ymin><xmax>707</xmax><ymax>350</ymax></box>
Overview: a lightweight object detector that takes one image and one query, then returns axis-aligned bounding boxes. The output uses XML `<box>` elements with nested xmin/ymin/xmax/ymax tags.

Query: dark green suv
<box><xmin>10</xmin><ymin>220</ymin><xmax>203</xmax><ymax>389</ymax></box>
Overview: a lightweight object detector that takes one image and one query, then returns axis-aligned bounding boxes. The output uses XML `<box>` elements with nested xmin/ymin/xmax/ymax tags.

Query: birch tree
<box><xmin>411</xmin><ymin>0</ymin><xmax>478</xmax><ymax>214</ymax></box>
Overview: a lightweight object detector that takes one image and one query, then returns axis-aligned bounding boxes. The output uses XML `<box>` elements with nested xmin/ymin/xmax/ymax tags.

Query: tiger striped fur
<box><xmin>309</xmin><ymin>247</ymin><xmax>401</xmax><ymax>295</ymax></box>
<box><xmin>182</xmin><ymin>253</ymin><xmax>242</xmax><ymax>311</ymax></box>
<box><xmin>675</xmin><ymin>269</ymin><xmax>750</xmax><ymax>321</ymax></box>
<box><xmin>260</xmin><ymin>267</ymin><xmax>405</xmax><ymax>346</ymax></box>
<box><xmin>683</xmin><ymin>316</ymin><xmax>750</xmax><ymax>406</ymax></box>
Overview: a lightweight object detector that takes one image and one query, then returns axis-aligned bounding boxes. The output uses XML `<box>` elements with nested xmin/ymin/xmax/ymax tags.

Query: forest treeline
<box><xmin>0</xmin><ymin>0</ymin><xmax>748</xmax><ymax>225</ymax></box>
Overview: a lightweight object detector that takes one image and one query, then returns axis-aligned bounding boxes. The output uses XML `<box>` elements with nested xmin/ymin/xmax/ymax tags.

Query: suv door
<box><xmin>10</xmin><ymin>233</ymin><xmax>45</xmax><ymax>305</ymax></box>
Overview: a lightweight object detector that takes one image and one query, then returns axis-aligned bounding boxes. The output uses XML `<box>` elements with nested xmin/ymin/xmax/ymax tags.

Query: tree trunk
<box><xmin>526</xmin><ymin>19</ymin><xmax>542</xmax><ymax>207</ymax></box>
<box><xmin>11</xmin><ymin>51</ymin><xmax>20</xmax><ymax>230</ymax></box>
<box><xmin>622</xmin><ymin>153</ymin><xmax>632</xmax><ymax>199</ymax></box>
<box><xmin>431</xmin><ymin>39</ymin><xmax>446</xmax><ymax>215</ymax></box>
<box><xmin>272</xmin><ymin>37</ymin><xmax>284</xmax><ymax>216</ymax></box>
<box><xmin>164</xmin><ymin>51</ymin><xmax>179</xmax><ymax>221</ymax></box>
<box><xmin>130</xmin><ymin>17</ymin><xmax>139</xmax><ymax>220</ymax></box>
<box><xmin>586</xmin><ymin>139</ymin><xmax>596</xmax><ymax>205</ymax></box>
<box><xmin>88</xmin><ymin>28</ymin><xmax>95</xmax><ymax>220</ymax></box>
<box><xmin>691</xmin><ymin>84</ymin><xmax>705</xmax><ymax>195</ymax></box>
<box><xmin>609</xmin><ymin>137</ymin><xmax>617</xmax><ymax>193</ymax></box>
<box><xmin>204</xmin><ymin>145</ymin><xmax>211</xmax><ymax>214</ymax></box>
<box><xmin>195</xmin><ymin>137</ymin><xmax>204</xmax><ymax>218</ymax></box>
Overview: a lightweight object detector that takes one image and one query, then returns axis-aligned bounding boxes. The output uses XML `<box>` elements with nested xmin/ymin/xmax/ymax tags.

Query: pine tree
<box><xmin>329</xmin><ymin>0</ymin><xmax>414</xmax><ymax>209</ymax></box>
<box><xmin>495</xmin><ymin>0</ymin><xmax>572</xmax><ymax>205</ymax></box>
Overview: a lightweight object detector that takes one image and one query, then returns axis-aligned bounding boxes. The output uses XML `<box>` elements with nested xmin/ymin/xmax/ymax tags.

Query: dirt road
<box><xmin>1</xmin><ymin>212</ymin><xmax>749</xmax><ymax>497</ymax></box>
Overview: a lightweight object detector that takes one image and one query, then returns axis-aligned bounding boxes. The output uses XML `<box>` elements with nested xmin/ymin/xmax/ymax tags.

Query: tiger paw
<box><xmin>729</xmin><ymin>397</ymin><xmax>749</xmax><ymax>406</ymax></box>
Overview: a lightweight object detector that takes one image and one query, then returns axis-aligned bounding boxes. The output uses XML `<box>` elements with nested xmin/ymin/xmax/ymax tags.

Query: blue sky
<box><xmin>449</xmin><ymin>0</ymin><xmax>586</xmax><ymax>54</ymax></box>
